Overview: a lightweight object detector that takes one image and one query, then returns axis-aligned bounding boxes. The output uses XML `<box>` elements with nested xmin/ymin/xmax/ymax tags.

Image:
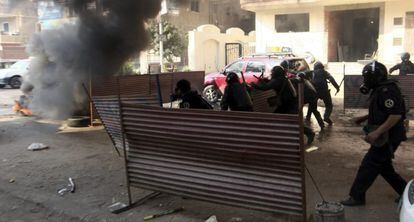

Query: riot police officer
<box><xmin>389</xmin><ymin>52</ymin><xmax>414</xmax><ymax>75</ymax></box>
<box><xmin>251</xmin><ymin>66</ymin><xmax>316</xmax><ymax>144</ymax></box>
<box><xmin>341</xmin><ymin>61</ymin><xmax>407</xmax><ymax>206</ymax></box>
<box><xmin>171</xmin><ymin>79</ymin><xmax>212</xmax><ymax>109</ymax></box>
<box><xmin>221</xmin><ymin>72</ymin><xmax>253</xmax><ymax>112</ymax></box>
<box><xmin>307</xmin><ymin>62</ymin><xmax>340</xmax><ymax>125</ymax></box>
<box><xmin>297</xmin><ymin>72</ymin><xmax>325</xmax><ymax>130</ymax></box>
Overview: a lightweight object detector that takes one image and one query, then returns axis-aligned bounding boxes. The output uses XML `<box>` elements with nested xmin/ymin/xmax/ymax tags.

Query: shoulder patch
<box><xmin>384</xmin><ymin>99</ymin><xmax>394</xmax><ymax>108</ymax></box>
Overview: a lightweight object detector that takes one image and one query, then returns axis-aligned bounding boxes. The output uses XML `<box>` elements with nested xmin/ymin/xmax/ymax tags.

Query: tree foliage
<box><xmin>148</xmin><ymin>19</ymin><xmax>186</xmax><ymax>64</ymax></box>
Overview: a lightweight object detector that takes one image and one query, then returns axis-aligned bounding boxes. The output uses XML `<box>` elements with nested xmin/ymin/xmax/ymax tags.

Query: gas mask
<box><xmin>359</xmin><ymin>61</ymin><xmax>388</xmax><ymax>95</ymax></box>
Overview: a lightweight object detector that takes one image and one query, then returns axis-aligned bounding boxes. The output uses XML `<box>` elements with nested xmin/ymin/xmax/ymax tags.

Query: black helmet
<box><xmin>271</xmin><ymin>66</ymin><xmax>286</xmax><ymax>78</ymax></box>
<box><xmin>360</xmin><ymin>61</ymin><xmax>388</xmax><ymax>94</ymax></box>
<box><xmin>226</xmin><ymin>72</ymin><xmax>239</xmax><ymax>84</ymax></box>
<box><xmin>176</xmin><ymin>79</ymin><xmax>191</xmax><ymax>93</ymax></box>
<box><xmin>402</xmin><ymin>52</ymin><xmax>410</xmax><ymax>62</ymax></box>
<box><xmin>280</xmin><ymin>60</ymin><xmax>289</xmax><ymax>70</ymax></box>
<box><xmin>314</xmin><ymin>61</ymin><xmax>324</xmax><ymax>70</ymax></box>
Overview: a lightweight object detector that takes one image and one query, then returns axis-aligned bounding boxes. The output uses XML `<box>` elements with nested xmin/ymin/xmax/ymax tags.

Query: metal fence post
<box><xmin>155</xmin><ymin>74</ymin><xmax>163</xmax><ymax>107</ymax></box>
<box><xmin>116</xmin><ymin>77</ymin><xmax>133</xmax><ymax>205</ymax></box>
<box><xmin>298</xmin><ymin>81</ymin><xmax>307</xmax><ymax>221</ymax></box>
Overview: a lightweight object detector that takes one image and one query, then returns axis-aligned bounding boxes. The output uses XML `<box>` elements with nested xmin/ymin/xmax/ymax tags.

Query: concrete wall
<box><xmin>188</xmin><ymin>24</ymin><xmax>255</xmax><ymax>73</ymax></box>
<box><xmin>256</xmin><ymin>6</ymin><xmax>327</xmax><ymax>62</ymax></box>
<box><xmin>166</xmin><ymin>0</ymin><xmax>211</xmax><ymax>32</ymax></box>
<box><xmin>254</xmin><ymin>0</ymin><xmax>414</xmax><ymax>64</ymax></box>
<box><xmin>382</xmin><ymin>0</ymin><xmax>414</xmax><ymax>63</ymax></box>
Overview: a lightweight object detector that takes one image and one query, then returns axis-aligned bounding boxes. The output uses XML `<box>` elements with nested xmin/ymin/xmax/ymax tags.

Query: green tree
<box><xmin>148</xmin><ymin>19</ymin><xmax>186</xmax><ymax>70</ymax></box>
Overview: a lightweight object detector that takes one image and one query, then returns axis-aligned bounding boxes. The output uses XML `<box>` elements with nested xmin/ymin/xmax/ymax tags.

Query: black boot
<box><xmin>341</xmin><ymin>196</ymin><xmax>365</xmax><ymax>206</ymax></box>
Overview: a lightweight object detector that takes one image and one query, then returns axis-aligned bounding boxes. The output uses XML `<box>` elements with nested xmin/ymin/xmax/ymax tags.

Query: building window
<box><xmin>394</xmin><ymin>17</ymin><xmax>403</xmax><ymax>26</ymax></box>
<box><xmin>407</xmin><ymin>12</ymin><xmax>414</xmax><ymax>29</ymax></box>
<box><xmin>275</xmin><ymin>13</ymin><xmax>310</xmax><ymax>32</ymax></box>
<box><xmin>190</xmin><ymin>0</ymin><xmax>199</xmax><ymax>12</ymax></box>
<box><xmin>3</xmin><ymin>22</ymin><xmax>9</xmax><ymax>33</ymax></box>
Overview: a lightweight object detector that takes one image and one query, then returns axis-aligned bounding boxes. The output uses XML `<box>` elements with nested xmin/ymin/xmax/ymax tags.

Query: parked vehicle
<box><xmin>400</xmin><ymin>179</ymin><xmax>414</xmax><ymax>222</ymax></box>
<box><xmin>203</xmin><ymin>54</ymin><xmax>310</xmax><ymax>103</ymax></box>
<box><xmin>0</xmin><ymin>59</ymin><xmax>31</xmax><ymax>89</ymax></box>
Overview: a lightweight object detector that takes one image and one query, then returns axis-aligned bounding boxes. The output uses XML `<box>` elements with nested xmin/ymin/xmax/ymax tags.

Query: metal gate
<box><xmin>225</xmin><ymin>43</ymin><xmax>242</xmax><ymax>65</ymax></box>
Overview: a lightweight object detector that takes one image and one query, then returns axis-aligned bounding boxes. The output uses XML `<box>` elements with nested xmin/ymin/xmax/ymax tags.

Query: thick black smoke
<box><xmin>22</xmin><ymin>0</ymin><xmax>165</xmax><ymax>119</ymax></box>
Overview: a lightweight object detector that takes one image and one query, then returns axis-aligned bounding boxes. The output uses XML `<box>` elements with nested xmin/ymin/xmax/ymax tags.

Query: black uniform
<box><xmin>298</xmin><ymin>72</ymin><xmax>325</xmax><ymax>129</ymax></box>
<box><xmin>389</xmin><ymin>61</ymin><xmax>414</xmax><ymax>75</ymax></box>
<box><xmin>349</xmin><ymin>81</ymin><xmax>407</xmax><ymax>202</ymax></box>
<box><xmin>303</xmin><ymin>80</ymin><xmax>325</xmax><ymax>129</ymax></box>
<box><xmin>179</xmin><ymin>90</ymin><xmax>213</xmax><ymax>110</ymax></box>
<box><xmin>221</xmin><ymin>82</ymin><xmax>253</xmax><ymax>111</ymax></box>
<box><xmin>253</xmin><ymin>76</ymin><xmax>315</xmax><ymax>142</ymax></box>
<box><xmin>308</xmin><ymin>68</ymin><xmax>339</xmax><ymax>122</ymax></box>
<box><xmin>253</xmin><ymin>75</ymin><xmax>298</xmax><ymax>114</ymax></box>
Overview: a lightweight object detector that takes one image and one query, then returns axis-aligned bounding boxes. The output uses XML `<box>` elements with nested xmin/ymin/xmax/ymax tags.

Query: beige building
<box><xmin>142</xmin><ymin>0</ymin><xmax>255</xmax><ymax>73</ymax></box>
<box><xmin>241</xmin><ymin>0</ymin><xmax>414</xmax><ymax>65</ymax></box>
<box><xmin>0</xmin><ymin>0</ymin><xmax>37</xmax><ymax>62</ymax></box>
<box><xmin>166</xmin><ymin>0</ymin><xmax>255</xmax><ymax>33</ymax></box>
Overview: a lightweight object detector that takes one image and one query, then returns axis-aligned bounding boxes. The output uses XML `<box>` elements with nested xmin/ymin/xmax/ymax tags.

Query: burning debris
<box><xmin>22</xmin><ymin>0</ymin><xmax>170</xmax><ymax>119</ymax></box>
<box><xmin>13</xmin><ymin>95</ymin><xmax>33</xmax><ymax>116</ymax></box>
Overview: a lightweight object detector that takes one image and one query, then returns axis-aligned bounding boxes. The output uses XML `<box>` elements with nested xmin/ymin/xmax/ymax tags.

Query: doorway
<box><xmin>327</xmin><ymin>8</ymin><xmax>380</xmax><ymax>62</ymax></box>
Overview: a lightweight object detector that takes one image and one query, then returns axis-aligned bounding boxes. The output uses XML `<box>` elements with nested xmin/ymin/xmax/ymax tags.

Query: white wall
<box><xmin>255</xmin><ymin>1</ymin><xmax>414</xmax><ymax>65</ymax></box>
<box><xmin>188</xmin><ymin>24</ymin><xmax>255</xmax><ymax>73</ymax></box>
<box><xmin>255</xmin><ymin>6</ymin><xmax>327</xmax><ymax>63</ymax></box>
<box><xmin>382</xmin><ymin>0</ymin><xmax>414</xmax><ymax>64</ymax></box>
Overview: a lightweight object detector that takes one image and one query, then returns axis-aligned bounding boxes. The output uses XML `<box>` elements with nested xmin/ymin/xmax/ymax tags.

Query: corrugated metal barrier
<box><xmin>119</xmin><ymin>104</ymin><xmax>306</xmax><ymax>219</ymax></box>
<box><xmin>92</xmin><ymin>74</ymin><xmax>307</xmax><ymax>220</ymax></box>
<box><xmin>344</xmin><ymin>75</ymin><xmax>414</xmax><ymax>109</ymax></box>
<box><xmin>90</xmin><ymin>72</ymin><xmax>205</xmax><ymax>152</ymax></box>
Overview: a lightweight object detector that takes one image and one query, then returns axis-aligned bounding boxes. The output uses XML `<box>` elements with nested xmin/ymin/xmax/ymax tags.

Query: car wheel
<box><xmin>203</xmin><ymin>85</ymin><xmax>221</xmax><ymax>103</ymax></box>
<box><xmin>0</xmin><ymin>84</ymin><xmax>5</xmax><ymax>88</ymax></box>
<box><xmin>9</xmin><ymin>76</ymin><xmax>22</xmax><ymax>89</ymax></box>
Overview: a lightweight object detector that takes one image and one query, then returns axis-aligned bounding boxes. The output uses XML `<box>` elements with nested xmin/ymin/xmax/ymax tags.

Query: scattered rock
<box><xmin>27</xmin><ymin>143</ymin><xmax>49</xmax><ymax>151</ymax></box>
<box><xmin>205</xmin><ymin>215</ymin><xmax>218</xmax><ymax>222</ymax></box>
<box><xmin>9</xmin><ymin>178</ymin><xmax>15</xmax><ymax>183</ymax></box>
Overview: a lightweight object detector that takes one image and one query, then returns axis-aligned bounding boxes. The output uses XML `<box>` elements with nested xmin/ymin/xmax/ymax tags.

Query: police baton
<box><xmin>335</xmin><ymin>77</ymin><xmax>344</xmax><ymax>96</ymax></box>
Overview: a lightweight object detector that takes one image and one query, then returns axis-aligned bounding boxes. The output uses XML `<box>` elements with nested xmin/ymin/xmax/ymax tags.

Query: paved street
<box><xmin>0</xmin><ymin>88</ymin><xmax>21</xmax><ymax>116</ymax></box>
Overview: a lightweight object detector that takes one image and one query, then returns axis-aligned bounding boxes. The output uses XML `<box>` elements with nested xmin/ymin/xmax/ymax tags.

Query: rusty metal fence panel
<box><xmin>344</xmin><ymin>75</ymin><xmax>414</xmax><ymax>109</ymax></box>
<box><xmin>120</xmin><ymin>104</ymin><xmax>306</xmax><ymax>218</ymax></box>
<box><xmin>90</xmin><ymin>72</ymin><xmax>206</xmax><ymax>152</ymax></box>
<box><xmin>92</xmin><ymin>72</ymin><xmax>205</xmax><ymax>102</ymax></box>
<box><xmin>92</xmin><ymin>95</ymin><xmax>161</xmax><ymax>151</ymax></box>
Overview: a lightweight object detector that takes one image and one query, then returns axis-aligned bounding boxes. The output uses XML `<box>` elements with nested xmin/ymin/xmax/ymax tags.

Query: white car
<box><xmin>0</xmin><ymin>59</ymin><xmax>30</xmax><ymax>89</ymax></box>
<box><xmin>400</xmin><ymin>180</ymin><xmax>414</xmax><ymax>222</ymax></box>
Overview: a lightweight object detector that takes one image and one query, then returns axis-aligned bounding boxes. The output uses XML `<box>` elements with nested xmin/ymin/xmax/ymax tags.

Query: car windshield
<box><xmin>225</xmin><ymin>61</ymin><xmax>244</xmax><ymax>74</ymax></box>
<box><xmin>10</xmin><ymin>60</ymin><xmax>30</xmax><ymax>70</ymax></box>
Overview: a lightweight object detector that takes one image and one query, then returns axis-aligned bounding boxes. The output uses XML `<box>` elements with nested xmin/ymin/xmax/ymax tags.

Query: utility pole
<box><xmin>159</xmin><ymin>16</ymin><xmax>164</xmax><ymax>73</ymax></box>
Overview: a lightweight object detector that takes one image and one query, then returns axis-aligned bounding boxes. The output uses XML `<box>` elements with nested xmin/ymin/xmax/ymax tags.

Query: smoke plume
<box><xmin>22</xmin><ymin>0</ymin><xmax>166</xmax><ymax>119</ymax></box>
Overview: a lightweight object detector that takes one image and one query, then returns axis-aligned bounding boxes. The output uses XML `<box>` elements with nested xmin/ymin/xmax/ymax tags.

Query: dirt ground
<box><xmin>1</xmin><ymin>88</ymin><xmax>413</xmax><ymax>222</ymax></box>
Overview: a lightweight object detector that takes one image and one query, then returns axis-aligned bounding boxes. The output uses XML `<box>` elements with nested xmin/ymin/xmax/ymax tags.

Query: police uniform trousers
<box><xmin>318</xmin><ymin>90</ymin><xmax>333</xmax><ymax>120</ymax></box>
<box><xmin>350</xmin><ymin>142</ymin><xmax>407</xmax><ymax>201</ymax></box>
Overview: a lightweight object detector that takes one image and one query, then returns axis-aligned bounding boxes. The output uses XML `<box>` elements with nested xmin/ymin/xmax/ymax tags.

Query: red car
<box><xmin>203</xmin><ymin>55</ymin><xmax>310</xmax><ymax>103</ymax></box>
